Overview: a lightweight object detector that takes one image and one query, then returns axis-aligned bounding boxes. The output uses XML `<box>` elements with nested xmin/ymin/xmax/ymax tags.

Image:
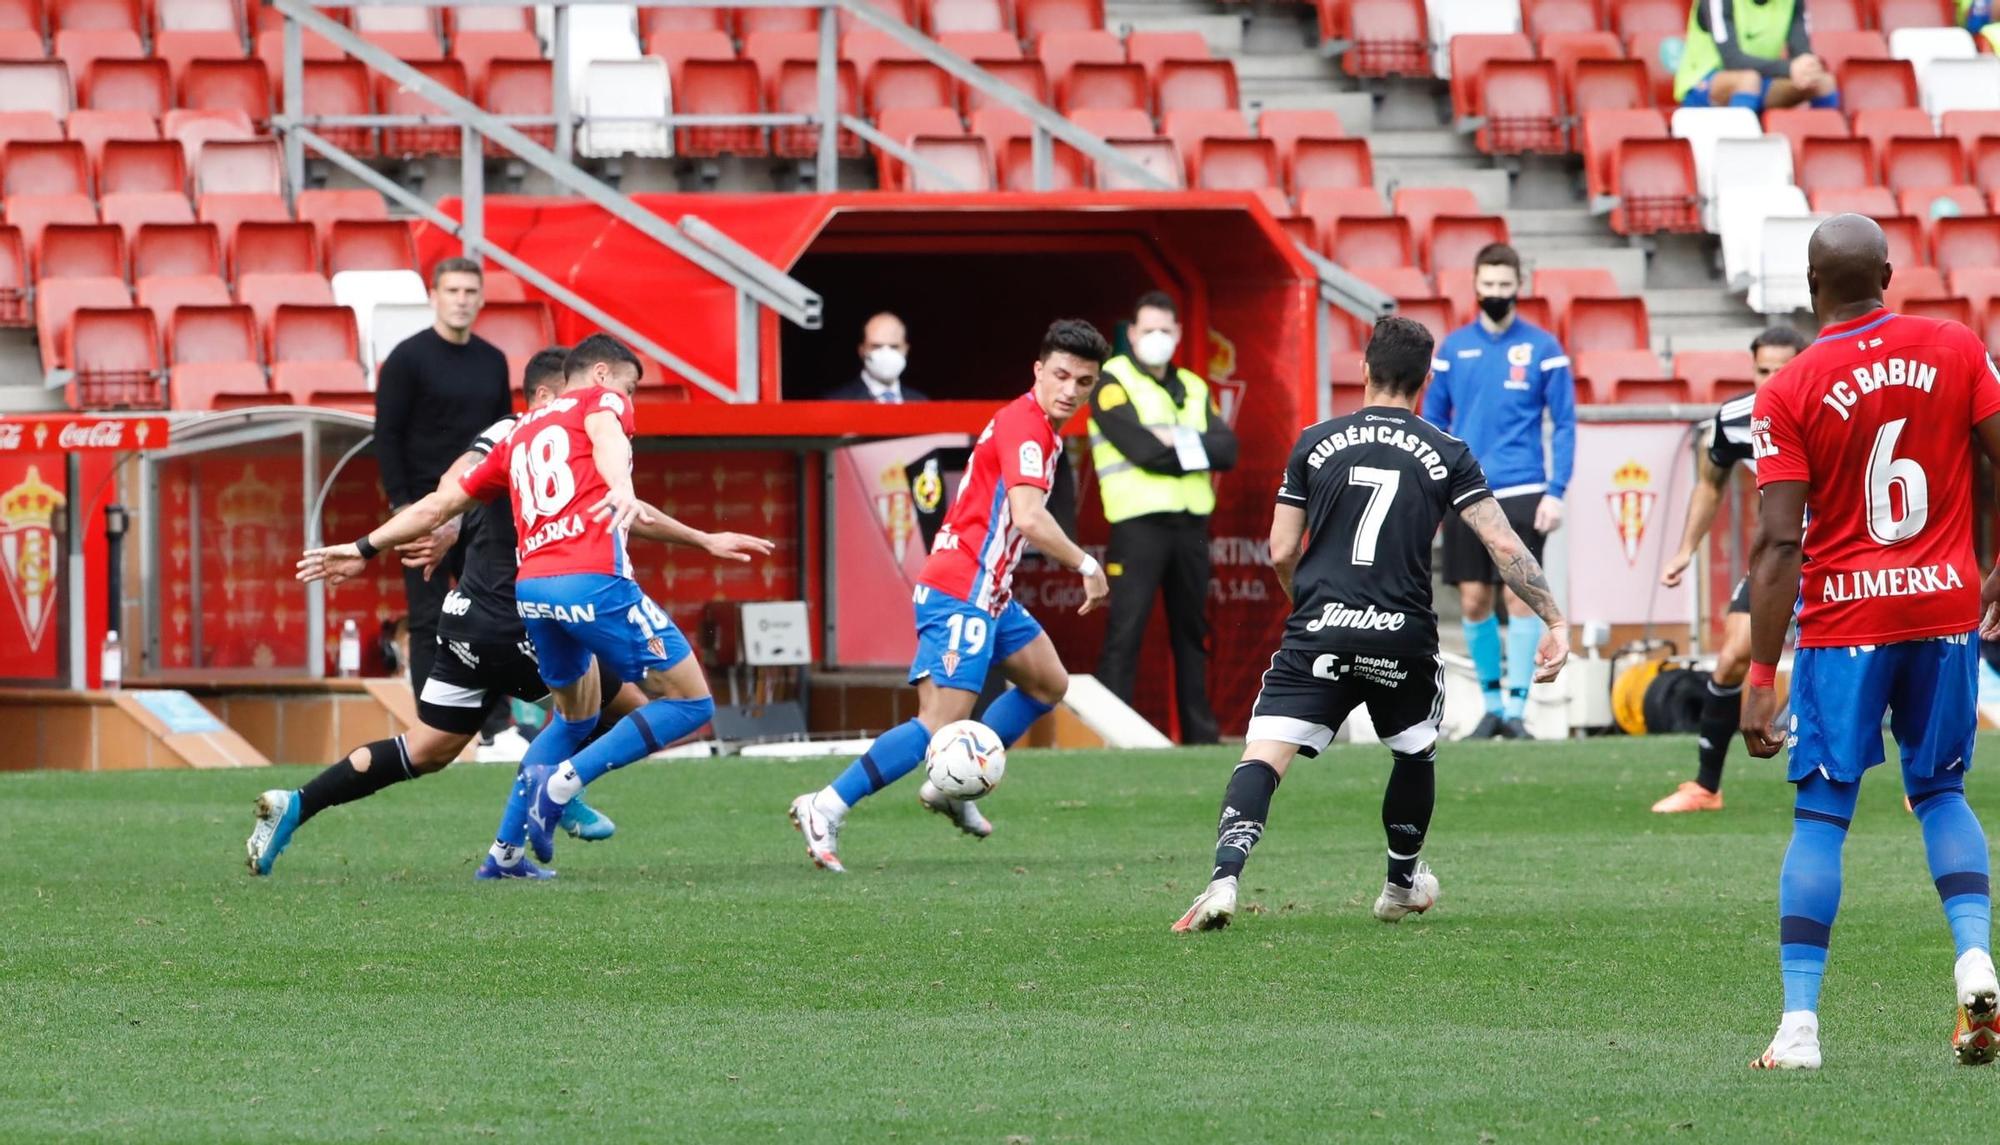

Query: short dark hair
<box><xmin>1133</xmin><ymin>290</ymin><xmax>1178</xmax><ymax>321</ymax></box>
<box><xmin>1364</xmin><ymin>316</ymin><xmax>1435</xmax><ymax>397</ymax></box>
<box><xmin>564</xmin><ymin>333</ymin><xmax>644</xmax><ymax>383</ymax></box>
<box><xmin>431</xmin><ymin>257</ymin><xmax>483</xmax><ymax>288</ymax></box>
<box><xmin>1039</xmin><ymin>318</ymin><xmax>1113</xmax><ymax>366</ymax></box>
<box><xmin>523</xmin><ymin>346</ymin><xmax>568</xmax><ymax>403</ymax></box>
<box><xmin>1473</xmin><ymin>243</ymin><xmax>1521</xmax><ymax>276</ymax></box>
<box><xmin>1750</xmin><ymin>325</ymin><xmax>1808</xmax><ymax>354</ymax></box>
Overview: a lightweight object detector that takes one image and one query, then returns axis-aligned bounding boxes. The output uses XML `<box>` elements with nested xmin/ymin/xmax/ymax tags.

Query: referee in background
<box><xmin>1421</xmin><ymin>244</ymin><xmax>1577</xmax><ymax>740</ymax></box>
<box><xmin>373</xmin><ymin>257</ymin><xmax>511</xmax><ymax>696</ymax></box>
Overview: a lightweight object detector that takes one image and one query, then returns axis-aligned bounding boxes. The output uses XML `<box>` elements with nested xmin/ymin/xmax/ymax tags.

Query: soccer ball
<box><xmin>925</xmin><ymin>720</ymin><xmax>1007</xmax><ymax>799</ymax></box>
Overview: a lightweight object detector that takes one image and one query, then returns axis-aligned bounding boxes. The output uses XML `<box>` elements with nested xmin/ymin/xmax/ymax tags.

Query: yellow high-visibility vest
<box><xmin>1088</xmin><ymin>355</ymin><xmax>1217</xmax><ymax>523</ymax></box>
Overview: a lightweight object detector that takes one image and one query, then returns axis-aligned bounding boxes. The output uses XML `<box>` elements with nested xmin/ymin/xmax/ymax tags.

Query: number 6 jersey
<box><xmin>1276</xmin><ymin>406</ymin><xmax>1491</xmax><ymax>655</ymax></box>
<box><xmin>459</xmin><ymin>383</ymin><xmax>639</xmax><ymax>581</ymax></box>
<box><xmin>1752</xmin><ymin>310</ymin><xmax>2000</xmax><ymax>647</ymax></box>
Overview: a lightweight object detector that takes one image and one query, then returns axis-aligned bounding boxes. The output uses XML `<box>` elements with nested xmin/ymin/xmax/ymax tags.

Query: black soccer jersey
<box><xmin>1705</xmin><ymin>392</ymin><xmax>1758</xmax><ymax>473</ymax></box>
<box><xmin>1276</xmin><ymin>406</ymin><xmax>1491</xmax><ymax>654</ymax></box>
<box><xmin>440</xmin><ymin>415</ymin><xmax>527</xmax><ymax>644</ymax></box>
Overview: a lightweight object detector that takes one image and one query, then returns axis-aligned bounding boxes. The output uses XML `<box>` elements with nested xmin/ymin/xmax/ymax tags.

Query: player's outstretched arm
<box><xmin>1005</xmin><ymin>484</ymin><xmax>1109</xmax><ymax>614</ymax></box>
<box><xmin>395</xmin><ymin>447</ymin><xmax>484</xmax><ymax>579</ymax></box>
<box><xmin>297</xmin><ymin>484</ymin><xmax>478</xmax><ymax>586</ymax></box>
<box><xmin>583</xmin><ymin>410</ymin><xmax>650</xmax><ymax>532</ymax></box>
<box><xmin>1459</xmin><ymin>496</ymin><xmax>1569</xmax><ymax>681</ymax></box>
<box><xmin>1269</xmin><ymin>504</ymin><xmax>1305</xmax><ymax>603</ymax></box>
<box><xmin>1741</xmin><ymin>480</ymin><xmax>1806</xmax><ymax>758</ymax></box>
<box><xmin>1662</xmin><ymin>446</ymin><xmax>1732</xmax><ymax>588</ymax></box>
<box><xmin>629</xmin><ymin>502</ymin><xmax>775</xmax><ymax>563</ymax></box>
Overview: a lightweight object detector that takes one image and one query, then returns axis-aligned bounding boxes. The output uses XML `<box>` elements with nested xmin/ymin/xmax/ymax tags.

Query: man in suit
<box><xmin>826</xmin><ymin>312</ymin><xmax>928</xmax><ymax>402</ymax></box>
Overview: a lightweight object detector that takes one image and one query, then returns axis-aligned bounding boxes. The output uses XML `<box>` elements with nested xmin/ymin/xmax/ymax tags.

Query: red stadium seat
<box><xmin>0</xmin><ymin>223</ymin><xmax>23</xmax><ymax>325</ymax></box>
<box><xmin>639</xmin><ymin>6</ymin><xmax>728</xmax><ymax>36</ymax></box>
<box><xmin>1059</xmin><ymin>61</ymin><xmax>1147</xmax><ymax>114</ymax></box>
<box><xmin>296</xmin><ymin>60</ymin><xmax>373</xmax><ymax>155</ymax></box>
<box><xmin>1875</xmin><ymin>0</ymin><xmax>1956</xmax><ymax>33</ymax></box>
<box><xmin>1288</xmin><ymin>136</ymin><xmax>1372</xmax><ymax>192</ymax></box>
<box><xmin>1672</xmin><ymin>350</ymin><xmax>1755</xmax><ymax>403</ymax></box>
<box><xmin>1609</xmin><ymin>0</ymin><xmax>1683</xmax><ymax>41</ymax></box>
<box><xmin>447</xmin><ymin>5</ymin><xmax>533</xmax><ymax>34</ymax></box>
<box><xmin>1449</xmin><ymin>34</ymin><xmax>1532</xmax><ymax>124</ymax></box>
<box><xmin>1095</xmin><ymin>136</ymin><xmax>1183</xmax><ymax>189</ymax></box>
<box><xmin>960</xmin><ymin>58</ymin><xmax>1047</xmax><ymax>113</ymax></box>
<box><xmin>1036</xmin><ymin>28</ymin><xmax>1123</xmax><ymax>90</ymax></box>
<box><xmin>0</xmin><ymin>62</ymin><xmax>74</xmax><ymax>120</ymax></box>
<box><xmin>68</xmin><ymin>305</ymin><xmax>160</xmax><ymax>408</ymax></box>
<box><xmin>1343</xmin><ymin>0</ymin><xmax>1428</xmax><ymax>77</ymax></box>
<box><xmin>295</xmin><ymin>188</ymin><xmax>384</xmax><ymax>249</ymax></box>
<box><xmin>1127</xmin><ymin>31</ymin><xmax>1208</xmax><ymax>85</ymax></box>
<box><xmin>0</xmin><ymin>112</ymin><xmax>63</xmax><ymax>155</ymax></box>
<box><xmin>253</xmin><ymin>26</ymin><xmax>343</xmax><ymax>89</ymax></box>
<box><xmin>38</xmin><ymin>220</ymin><xmax>121</xmax><ymax>279</ymax></box>
<box><xmin>905</xmin><ymin>135</ymin><xmax>994</xmax><ymax>190</ymax></box>
<box><xmin>377</xmin><ymin>60</ymin><xmax>468</xmax><ymax>159</ymax></box>
<box><xmin>480</xmin><ymin>58</ymin><xmax>556</xmax><ymax>154</ymax></box>
<box><xmin>162</xmin><ymin>108</ymin><xmax>255</xmax><ymax>167</ymax></box>
<box><xmin>1524</xmin><ymin>0</ymin><xmax>1602</xmax><ymax>40</ymax></box>
<box><xmin>1764</xmin><ymin>106</ymin><xmax>1850</xmax><ymax>164</ymax></box>
<box><xmin>1943</xmin><ymin>109</ymin><xmax>2000</xmax><ymax>155</ymax></box>
<box><xmin>1971</xmin><ymin>144</ymin><xmax>2000</xmax><ymax>204</ymax></box>
<box><xmin>1934</xmin><ymin>215</ymin><xmax>2000</xmax><ymax>277</ymax></box>
<box><xmin>1878</xmin><ymin>213</ymin><xmax>1927</xmax><ymax>267</ymax></box>
<box><xmin>452</xmin><ymin>30</ymin><xmax>540</xmax><ymax>91</ymax></box>
<box><xmin>672</xmin><ymin>59</ymin><xmax>764</xmax><ymax>158</ymax></box>
<box><xmin>1565</xmin><ymin>295</ymin><xmax>1650</xmax><ymax>352</ymax></box>
<box><xmin>925</xmin><ymin>0</ymin><xmax>1010</xmax><ymax>35</ymax></box>
<box><xmin>1542</xmin><ymin>30</ymin><xmax>1622</xmax><ymax>89</ymax></box>
<box><xmin>195</xmin><ymin>138</ymin><xmax>281</xmax><ymax>196</ymax></box>
<box><xmin>1809</xmin><ymin>185</ymin><xmax>1898</xmax><ymax>214</ymax></box>
<box><xmin>876</xmin><ymin>106</ymin><xmax>966</xmax><ymax>188</ymax></box>
<box><xmin>743</xmin><ymin>31</ymin><xmax>821</xmax><ymax>88</ymax></box>
<box><xmin>1192</xmin><ymin>135</ymin><xmax>1278</xmax><ymax>195</ymax></box>
<box><xmin>9</xmin><ymin>194</ymin><xmax>95</xmax><ymax>260</ymax></box>
<box><xmin>1259</xmin><ymin>107</ymin><xmax>1344</xmax><ymax>153</ymax></box>
<box><xmin>1811</xmin><ymin>30</ymin><xmax>1890</xmax><ymax>74</ymax></box>
<box><xmin>0</xmin><ymin>27</ymin><xmax>30</xmax><ymax>57</ymax></box>
<box><xmin>1838</xmin><ymin>58</ymin><xmax>1919</xmax><ymax>115</ymax></box>
<box><xmin>1797</xmin><ymin>136</ymin><xmax>1876</xmax><ymax>195</ymax></box>
<box><xmin>1902</xmin><ymin>295</ymin><xmax>1973</xmax><ymax>326</ymax></box>
<box><xmin>1573</xmin><ymin>350</ymin><xmax>1672</xmax><ymax>404</ymax></box>
<box><xmin>269</xmin><ymin>302</ymin><xmax>366</xmax><ymax>402</ymax></box>
<box><xmin>651</xmin><ymin>28</ymin><xmax>733</xmax><ymax>79</ymax></box>
<box><xmin>4</xmin><ymin>139</ymin><xmax>89</xmax><ymax>197</ymax></box>
<box><xmin>1854</xmin><ymin>112</ymin><xmax>1936</xmax><ymax>162</ymax></box>
<box><xmin>1883</xmin><ymin>265</ymin><xmax>1947</xmax><ymax>311</ymax></box>
<box><xmin>1475</xmin><ymin>59</ymin><xmax>1563</xmax><ymax>154</ymax></box>
<box><xmin>195</xmin><ymin>192</ymin><xmax>286</xmax><ymax>249</ymax></box>
<box><xmin>1356</xmin><ymin>265</ymin><xmax>1431</xmax><ymax>297</ymax></box>
<box><xmin>326</xmin><ymin>218</ymin><xmax>414</xmax><ymax>274</ymax></box>
<box><xmin>772</xmin><ymin>60</ymin><xmax>861</xmax><ymax>159</ymax></box>
<box><xmin>1530</xmin><ymin>266</ymin><xmax>1618</xmax><ymax>332</ymax></box>
<box><xmin>1392</xmin><ymin>187</ymin><xmax>1476</xmax><ymax>252</ymax></box>
<box><xmin>1426</xmin><ymin>215</ymin><xmax>1508</xmax><ymax>277</ymax></box>
<box><xmin>170</xmin><ymin>304</ymin><xmax>272</xmax><ymax>409</ymax></box>
<box><xmin>1162</xmin><ymin>107</ymin><xmax>1251</xmax><ymax>177</ymax></box>
<box><xmin>133</xmin><ymin>222</ymin><xmax>221</xmax><ymax>281</ymax></box>
<box><xmin>66</xmin><ymin>108</ymin><xmax>153</xmax><ymax>167</ymax></box>
<box><xmin>470</xmin><ymin>300</ymin><xmax>555</xmax><ymax>386</ymax></box>
<box><xmin>1016</xmin><ymin>0</ymin><xmax>1103</xmax><ymax>42</ymax></box>
<box><xmin>98</xmin><ymin>139</ymin><xmax>185</xmax><ymax>195</ymax></box>
<box><xmin>135</xmin><ymin>272</ymin><xmax>230</xmax><ymax>330</ymax></box>
<box><xmin>997</xmin><ymin>134</ymin><xmax>1089</xmax><ymax>189</ymax></box>
<box><xmin>1882</xmin><ymin>136</ymin><xmax>1965</xmax><ymax>194</ymax></box>
<box><xmin>737</xmin><ymin>5</ymin><xmax>819</xmax><ymax>36</ymax></box>
<box><xmin>353</xmin><ymin>9</ymin><xmax>441</xmax><ymax>61</ymax></box>
<box><xmin>842</xmin><ymin>0</ymin><xmax>917</xmax><ymax>32</ymax></box>
<box><xmin>1951</xmin><ymin>267</ymin><xmax>2000</xmax><ymax>322</ymax></box>
<box><xmin>154</xmin><ymin>30</ymin><xmax>248</xmax><ymax>89</ymax></box>
<box><xmin>181</xmin><ymin>58</ymin><xmax>272</xmax><ymax>125</ymax></box>
<box><xmin>1394</xmin><ymin>295</ymin><xmax>1454</xmax><ymax>345</ymax></box>
<box><xmin>1326</xmin><ymin>215</ymin><xmax>1413</xmax><ymax>267</ymax></box>
<box><xmin>56</xmin><ymin>29</ymin><xmax>139</xmax><ymax>90</ymax></box>
<box><xmin>1155</xmin><ymin>58</ymin><xmax>1237</xmax><ymax>114</ymax></box>
<box><xmin>1804</xmin><ymin>0</ymin><xmax>1866</xmax><ymax>32</ymax></box>
<box><xmin>1580</xmin><ymin>108</ymin><xmax>1665</xmax><ymax>200</ymax></box>
<box><xmin>50</xmin><ymin>0</ymin><xmax>136</xmax><ymax>34</ymax></box>
<box><xmin>34</xmin><ymin>274</ymin><xmax>128</xmax><ymax>369</ymax></box>
<box><xmin>868</xmin><ymin>59</ymin><xmax>955</xmax><ymax>116</ymax></box>
<box><xmin>1622</xmin><ymin>30</ymin><xmax>1678</xmax><ymax>106</ymax></box>
<box><xmin>1569</xmin><ymin>59</ymin><xmax>1648</xmax><ymax>118</ymax></box>
<box><xmin>841</xmin><ymin>29</ymin><xmax>921</xmax><ymax>87</ymax></box>
<box><xmin>1298</xmin><ymin>186</ymin><xmax>1389</xmax><ymax>252</ymax></box>
<box><xmin>939</xmin><ymin>31</ymin><xmax>1023</xmax><ymax>60</ymax></box>
<box><xmin>1434</xmin><ymin>266</ymin><xmax>1476</xmax><ymax>324</ymax></box>
<box><xmin>236</xmin><ymin>270</ymin><xmax>332</xmax><ymax>335</ymax></box>
<box><xmin>1071</xmin><ymin>106</ymin><xmax>1154</xmax><ymax>138</ymax></box>
<box><xmin>0</xmin><ymin>0</ymin><xmax>37</xmax><ymax>31</ymax></box>
<box><xmin>1610</xmin><ymin>137</ymin><xmax>1699</xmax><ymax>234</ymax></box>
<box><xmin>1899</xmin><ymin>185</ymin><xmax>1986</xmax><ymax>225</ymax></box>
<box><xmin>230</xmin><ymin>219</ymin><xmax>318</xmax><ymax>279</ymax></box>
<box><xmin>99</xmin><ymin>190</ymin><xmax>190</xmax><ymax>243</ymax></box>
<box><xmin>968</xmin><ymin>106</ymin><xmax>1031</xmax><ymax>158</ymax></box>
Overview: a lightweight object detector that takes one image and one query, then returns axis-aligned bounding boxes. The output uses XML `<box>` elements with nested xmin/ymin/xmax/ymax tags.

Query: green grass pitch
<box><xmin>4</xmin><ymin>737</ymin><xmax>1995</xmax><ymax>1143</ymax></box>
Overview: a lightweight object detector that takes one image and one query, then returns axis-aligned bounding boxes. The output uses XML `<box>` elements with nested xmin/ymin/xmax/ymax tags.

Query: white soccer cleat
<box><xmin>1751</xmin><ymin>1014</ymin><xmax>1822</xmax><ymax>1070</ymax></box>
<box><xmin>788</xmin><ymin>793</ymin><xmax>845</xmax><ymax>873</ymax></box>
<box><xmin>1372</xmin><ymin>861</ymin><xmax>1439</xmax><ymax>922</ymax></box>
<box><xmin>917</xmin><ymin>779</ymin><xmax>993</xmax><ymax>839</ymax></box>
<box><xmin>1172</xmin><ymin>876</ymin><xmax>1238</xmax><ymax>933</ymax></box>
<box><xmin>1954</xmin><ymin>948</ymin><xmax>2000</xmax><ymax>1065</ymax></box>
<box><xmin>474</xmin><ymin>726</ymin><xmax>532</xmax><ymax>764</ymax></box>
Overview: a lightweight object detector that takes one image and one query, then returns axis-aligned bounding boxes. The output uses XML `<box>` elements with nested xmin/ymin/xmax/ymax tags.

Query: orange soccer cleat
<box><xmin>1651</xmin><ymin>781</ymin><xmax>1724</xmax><ymax>814</ymax></box>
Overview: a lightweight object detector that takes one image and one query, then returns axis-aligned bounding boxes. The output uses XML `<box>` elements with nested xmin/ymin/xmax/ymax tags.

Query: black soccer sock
<box><xmin>1383</xmin><ymin>745</ymin><xmax>1436</xmax><ymax>888</ymax></box>
<box><xmin>1212</xmin><ymin>760</ymin><xmax>1281</xmax><ymax>881</ymax></box>
<box><xmin>295</xmin><ymin>737</ymin><xmax>418</xmax><ymax>823</ymax></box>
<box><xmin>1695</xmin><ymin>677</ymin><xmax>1742</xmax><ymax>794</ymax></box>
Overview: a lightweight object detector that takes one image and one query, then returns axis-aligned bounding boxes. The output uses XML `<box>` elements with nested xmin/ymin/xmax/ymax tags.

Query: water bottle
<box><xmin>100</xmin><ymin>629</ymin><xmax>122</xmax><ymax>690</ymax></box>
<box><xmin>337</xmin><ymin>619</ymin><xmax>360</xmax><ymax>678</ymax></box>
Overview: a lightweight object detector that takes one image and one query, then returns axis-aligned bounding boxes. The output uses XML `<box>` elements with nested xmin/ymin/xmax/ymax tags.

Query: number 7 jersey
<box><xmin>1752</xmin><ymin>309</ymin><xmax>2000</xmax><ymax>647</ymax></box>
<box><xmin>459</xmin><ymin>383</ymin><xmax>639</xmax><ymax>581</ymax></box>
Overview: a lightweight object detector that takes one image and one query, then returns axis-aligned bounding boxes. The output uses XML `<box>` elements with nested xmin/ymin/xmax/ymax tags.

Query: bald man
<box><xmin>826</xmin><ymin>312</ymin><xmax>928</xmax><ymax>402</ymax></box>
<box><xmin>1741</xmin><ymin>213</ymin><xmax>2000</xmax><ymax>1069</ymax></box>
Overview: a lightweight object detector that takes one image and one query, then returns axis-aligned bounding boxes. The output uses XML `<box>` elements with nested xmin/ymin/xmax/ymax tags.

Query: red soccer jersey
<box><xmin>1753</xmin><ymin>309</ymin><xmax>2000</xmax><ymax>646</ymax></box>
<box><xmin>459</xmin><ymin>383</ymin><xmax>638</xmax><ymax>581</ymax></box>
<box><xmin>918</xmin><ymin>392</ymin><xmax>1060</xmax><ymax>614</ymax></box>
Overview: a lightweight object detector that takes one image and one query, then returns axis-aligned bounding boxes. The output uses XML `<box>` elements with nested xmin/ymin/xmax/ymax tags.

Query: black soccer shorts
<box><xmin>1245</xmin><ymin>647</ymin><xmax>1445</xmax><ymax>758</ymax></box>
<box><xmin>1728</xmin><ymin>575</ymin><xmax>1751</xmax><ymax>615</ymax></box>
<box><xmin>1440</xmin><ymin>490</ymin><xmax>1545</xmax><ymax>587</ymax></box>
<box><xmin>416</xmin><ymin>636</ymin><xmax>619</xmax><ymax>735</ymax></box>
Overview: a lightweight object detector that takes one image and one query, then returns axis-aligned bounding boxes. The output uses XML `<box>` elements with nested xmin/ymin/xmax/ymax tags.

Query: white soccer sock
<box><xmin>490</xmin><ymin>841</ymin><xmax>522</xmax><ymax>867</ymax></box>
<box><xmin>547</xmin><ymin>762</ymin><xmax>582</xmax><ymax>805</ymax></box>
<box><xmin>1779</xmin><ymin>1009</ymin><xmax>1818</xmax><ymax>1030</ymax></box>
<box><xmin>812</xmin><ymin>786</ymin><xmax>850</xmax><ymax>824</ymax></box>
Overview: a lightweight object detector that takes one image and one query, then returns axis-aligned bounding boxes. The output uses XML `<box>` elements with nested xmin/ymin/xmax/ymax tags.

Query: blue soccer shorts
<box><xmin>1785</xmin><ymin>631</ymin><xmax>1979</xmax><ymax>784</ymax></box>
<box><xmin>908</xmin><ymin>584</ymin><xmax>1044</xmax><ymax>691</ymax></box>
<box><xmin>514</xmin><ymin>572</ymin><xmax>691</xmax><ymax>688</ymax></box>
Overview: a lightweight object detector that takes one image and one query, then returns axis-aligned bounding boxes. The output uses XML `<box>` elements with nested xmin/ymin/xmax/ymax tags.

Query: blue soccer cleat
<box><xmin>246</xmin><ymin>788</ymin><xmax>302</xmax><ymax>876</ymax></box>
<box><xmin>559</xmin><ymin>796</ymin><xmax>615</xmax><ymax>841</ymax></box>
<box><xmin>520</xmin><ymin>762</ymin><xmax>565</xmax><ymax>863</ymax></box>
<box><xmin>474</xmin><ymin>853</ymin><xmax>556</xmax><ymax>880</ymax></box>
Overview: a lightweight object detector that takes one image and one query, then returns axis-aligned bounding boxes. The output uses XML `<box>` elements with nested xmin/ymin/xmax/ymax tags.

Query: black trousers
<box><xmin>1095</xmin><ymin>510</ymin><xmax>1220</xmax><ymax>744</ymax></box>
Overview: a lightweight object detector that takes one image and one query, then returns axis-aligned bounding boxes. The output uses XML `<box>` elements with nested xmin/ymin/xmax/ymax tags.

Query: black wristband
<box><xmin>354</xmin><ymin>535</ymin><xmax>379</xmax><ymax>560</ymax></box>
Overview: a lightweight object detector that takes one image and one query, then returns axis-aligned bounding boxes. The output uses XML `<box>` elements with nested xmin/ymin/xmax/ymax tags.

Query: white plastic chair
<box><xmin>545</xmin><ymin>4</ymin><xmax>640</xmax><ymax>108</ymax></box>
<box><xmin>1923</xmin><ymin>58</ymin><xmax>2000</xmax><ymax>121</ymax></box>
<box><xmin>1670</xmin><ymin>106</ymin><xmax>1762</xmax><ymax>216</ymax></box>
<box><xmin>1752</xmin><ymin>213</ymin><xmax>1826</xmax><ymax>316</ymax></box>
<box><xmin>1720</xmin><ymin>184</ymin><xmax>1807</xmax><ymax>292</ymax></box>
<box><xmin>1427</xmin><ymin>0</ymin><xmax>1522</xmax><ymax>77</ymax></box>
<box><xmin>1891</xmin><ymin>26</ymin><xmax>1977</xmax><ymax>81</ymax></box>
<box><xmin>1707</xmin><ymin>135</ymin><xmax>1795</xmax><ymax>233</ymax></box>
<box><xmin>330</xmin><ymin>269</ymin><xmax>428</xmax><ymax>386</ymax></box>
<box><xmin>580</xmin><ymin>58</ymin><xmax>672</xmax><ymax>158</ymax></box>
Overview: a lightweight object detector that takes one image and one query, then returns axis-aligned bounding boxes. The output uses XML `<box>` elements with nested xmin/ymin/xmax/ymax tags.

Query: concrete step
<box><xmin>1364</xmin><ymin>127</ymin><xmax>1479</xmax><ymax>162</ymax></box>
<box><xmin>1103</xmin><ymin>10</ymin><xmax>1247</xmax><ymax>53</ymax></box>
<box><xmin>1243</xmin><ymin>88</ymin><xmax>1375</xmax><ymax>134</ymax></box>
<box><xmin>1375</xmin><ymin>163</ymin><xmax>1512</xmax><ymax>213</ymax></box>
<box><xmin>0</xmin><ymin>383</ymin><xmax>64</xmax><ymax>413</ymax></box>
<box><xmin>1234</xmin><ymin>54</ymin><xmax>1344</xmax><ymax>83</ymax></box>
<box><xmin>1530</xmin><ymin>247</ymin><xmax>1650</xmax><ymax>296</ymax></box>
<box><xmin>1504</xmin><ymin>208</ymin><xmax>1608</xmax><ymax>244</ymax></box>
<box><xmin>1242</xmin><ymin>8</ymin><xmax>1318</xmax><ymax>54</ymax></box>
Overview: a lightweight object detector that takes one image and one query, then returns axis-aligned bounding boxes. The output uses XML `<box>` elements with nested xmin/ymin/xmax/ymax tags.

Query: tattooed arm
<box><xmin>1458</xmin><ymin>495</ymin><xmax>1571</xmax><ymax>682</ymax></box>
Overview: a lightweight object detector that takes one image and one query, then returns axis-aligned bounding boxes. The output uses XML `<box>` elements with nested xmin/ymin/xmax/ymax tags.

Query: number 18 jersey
<box><xmin>459</xmin><ymin>383</ymin><xmax>638</xmax><ymax>582</ymax></box>
<box><xmin>1753</xmin><ymin>309</ymin><xmax>2000</xmax><ymax>647</ymax></box>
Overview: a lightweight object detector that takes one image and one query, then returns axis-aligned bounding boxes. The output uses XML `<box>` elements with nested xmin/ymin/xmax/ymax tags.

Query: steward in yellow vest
<box><xmin>1086</xmin><ymin>290</ymin><xmax>1237</xmax><ymax>744</ymax></box>
<box><xmin>1671</xmin><ymin>0</ymin><xmax>1834</xmax><ymax>112</ymax></box>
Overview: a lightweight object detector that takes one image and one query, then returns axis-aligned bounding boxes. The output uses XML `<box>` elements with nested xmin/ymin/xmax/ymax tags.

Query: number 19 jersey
<box><xmin>1752</xmin><ymin>310</ymin><xmax>2000</xmax><ymax>647</ymax></box>
<box><xmin>459</xmin><ymin>383</ymin><xmax>638</xmax><ymax>582</ymax></box>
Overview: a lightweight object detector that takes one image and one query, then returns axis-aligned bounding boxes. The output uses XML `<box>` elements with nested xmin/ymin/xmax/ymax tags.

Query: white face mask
<box><xmin>863</xmin><ymin>346</ymin><xmax>906</xmax><ymax>384</ymax></box>
<box><xmin>1134</xmin><ymin>330</ymin><xmax>1178</xmax><ymax>369</ymax></box>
